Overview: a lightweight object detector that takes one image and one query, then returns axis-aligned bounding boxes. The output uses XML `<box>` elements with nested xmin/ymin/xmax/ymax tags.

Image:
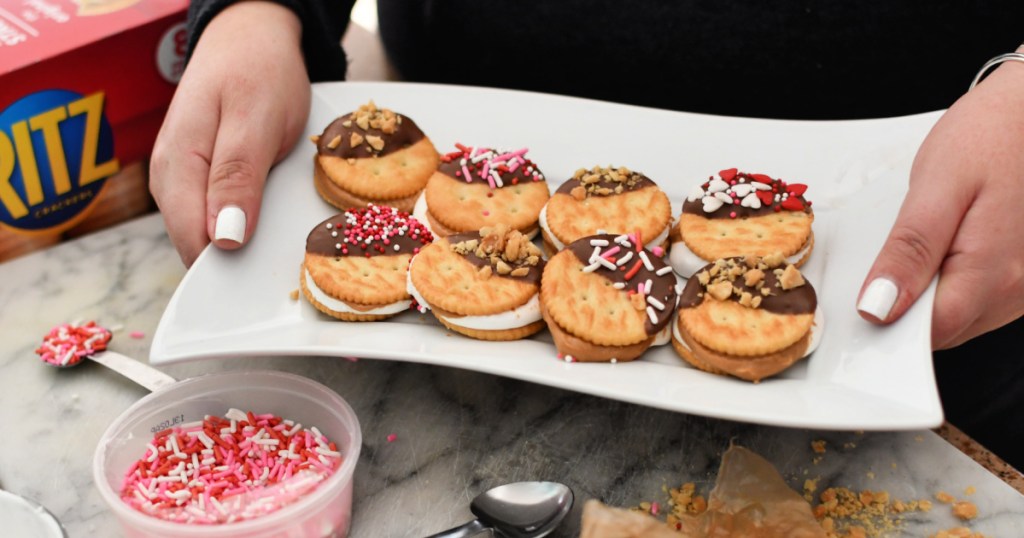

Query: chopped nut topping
<box><xmin>349</xmin><ymin>133</ymin><xmax>364</xmax><ymax>147</ymax></box>
<box><xmin>355</xmin><ymin>115</ymin><xmax>370</xmax><ymax>130</ymax></box>
<box><xmin>309</xmin><ymin>134</ymin><xmax>320</xmax><ymax>144</ymax></box>
<box><xmin>341</xmin><ymin>120</ymin><xmax>352</xmax><ymax>128</ymax></box>
<box><xmin>478</xmin><ymin>265</ymin><xmax>492</xmax><ymax>279</ymax></box>
<box><xmin>571</xmin><ymin>165</ymin><xmax>644</xmax><ymax>198</ymax></box>
<box><xmin>707</xmin><ymin>281</ymin><xmax>733</xmax><ymax>301</ymax></box>
<box><xmin>366</xmin><ymin>135</ymin><xmax>385</xmax><ymax>151</ymax></box>
<box><xmin>630</xmin><ymin>292</ymin><xmax>646</xmax><ymax>310</ymax></box>
<box><xmin>751</xmin><ymin>296</ymin><xmax>762</xmax><ymax>308</ymax></box>
<box><xmin>570</xmin><ymin>186</ymin><xmax>586</xmax><ymax>201</ymax></box>
<box><xmin>739</xmin><ymin>291</ymin><xmax>753</xmax><ymax>307</ymax></box>
<box><xmin>779</xmin><ymin>264</ymin><xmax>806</xmax><ymax>290</ymax></box>
<box><xmin>327</xmin><ymin>135</ymin><xmax>342</xmax><ymax>149</ymax></box>
<box><xmin>451</xmin><ymin>225</ymin><xmax>542</xmax><ymax>279</ymax></box>
<box><xmin>697</xmin><ymin>270</ymin><xmax>711</xmax><ymax>286</ymax></box>
<box><xmin>760</xmin><ymin>286</ymin><xmax>772</xmax><ymax>297</ymax></box>
<box><xmin>346</xmin><ymin>158</ymin><xmax>356</xmax><ymax>165</ymax></box>
<box><xmin>763</xmin><ymin>252</ymin><xmax>785</xmax><ymax>267</ymax></box>
<box><xmin>744</xmin><ymin>268</ymin><xmax>765</xmax><ymax>287</ymax></box>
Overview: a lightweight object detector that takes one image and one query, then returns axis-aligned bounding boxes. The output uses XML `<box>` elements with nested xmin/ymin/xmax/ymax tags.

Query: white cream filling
<box><xmin>304</xmin><ymin>269</ymin><xmax>411</xmax><ymax>315</ymax></box>
<box><xmin>672</xmin><ymin>305</ymin><xmax>824</xmax><ymax>359</ymax></box>
<box><xmin>538</xmin><ymin>204</ymin><xmax>670</xmax><ymax>252</ymax></box>
<box><xmin>652</xmin><ymin>319</ymin><xmax>673</xmax><ymax>346</ymax></box>
<box><xmin>411</xmin><ymin>193</ymin><xmax>436</xmax><ymax>238</ymax></box>
<box><xmin>669</xmin><ymin>238</ymin><xmax>812</xmax><ymax>279</ymax></box>
<box><xmin>406</xmin><ymin>257</ymin><xmax>542</xmax><ymax>330</ymax></box>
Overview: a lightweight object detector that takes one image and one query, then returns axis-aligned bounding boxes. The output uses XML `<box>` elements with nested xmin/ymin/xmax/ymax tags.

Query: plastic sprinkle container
<box><xmin>93</xmin><ymin>371</ymin><xmax>361</xmax><ymax>538</ymax></box>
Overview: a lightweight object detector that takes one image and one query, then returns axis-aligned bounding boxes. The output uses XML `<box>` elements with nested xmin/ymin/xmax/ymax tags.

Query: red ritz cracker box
<box><xmin>0</xmin><ymin>0</ymin><xmax>187</xmax><ymax>261</ymax></box>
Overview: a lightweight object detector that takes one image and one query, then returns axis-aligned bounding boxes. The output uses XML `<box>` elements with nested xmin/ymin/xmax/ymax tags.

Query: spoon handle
<box><xmin>88</xmin><ymin>351</ymin><xmax>177</xmax><ymax>392</ymax></box>
<box><xmin>423</xmin><ymin>518</ymin><xmax>488</xmax><ymax>538</ymax></box>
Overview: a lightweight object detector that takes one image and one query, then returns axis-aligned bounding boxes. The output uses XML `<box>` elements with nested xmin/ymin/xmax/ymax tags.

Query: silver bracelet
<box><xmin>969</xmin><ymin>52</ymin><xmax>1024</xmax><ymax>90</ymax></box>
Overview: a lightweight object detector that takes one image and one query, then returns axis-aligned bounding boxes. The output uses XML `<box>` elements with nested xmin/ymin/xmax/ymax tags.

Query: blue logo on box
<box><xmin>0</xmin><ymin>89</ymin><xmax>119</xmax><ymax>233</ymax></box>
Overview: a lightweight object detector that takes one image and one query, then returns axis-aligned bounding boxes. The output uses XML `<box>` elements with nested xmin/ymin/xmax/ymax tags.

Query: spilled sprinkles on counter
<box><xmin>439</xmin><ymin>144</ymin><xmax>545</xmax><ymax>188</ymax></box>
<box><xmin>320</xmin><ymin>203</ymin><xmax>433</xmax><ymax>257</ymax></box>
<box><xmin>119</xmin><ymin>408</ymin><xmax>343</xmax><ymax>524</ymax></box>
<box><xmin>36</xmin><ymin>321</ymin><xmax>112</xmax><ymax>366</ymax></box>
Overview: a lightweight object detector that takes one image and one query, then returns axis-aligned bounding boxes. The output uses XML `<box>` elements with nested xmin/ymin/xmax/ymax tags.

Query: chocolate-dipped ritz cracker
<box><xmin>672</xmin><ymin>254</ymin><xmax>822</xmax><ymax>382</ymax></box>
<box><xmin>413</xmin><ymin>144</ymin><xmax>550</xmax><ymax>239</ymax></box>
<box><xmin>541</xmin><ymin>233</ymin><xmax>680</xmax><ymax>362</ymax></box>
<box><xmin>300</xmin><ymin>204</ymin><xmax>433</xmax><ymax>321</ymax></box>
<box><xmin>669</xmin><ymin>168</ymin><xmax>814</xmax><ymax>278</ymax></box>
<box><xmin>408</xmin><ymin>224</ymin><xmax>546</xmax><ymax>341</ymax></box>
<box><xmin>312</xmin><ymin>101</ymin><xmax>439</xmax><ymax>212</ymax></box>
<box><xmin>539</xmin><ymin>165</ymin><xmax>672</xmax><ymax>256</ymax></box>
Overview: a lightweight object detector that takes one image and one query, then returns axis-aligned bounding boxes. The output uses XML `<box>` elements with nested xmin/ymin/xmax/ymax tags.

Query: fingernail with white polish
<box><xmin>214</xmin><ymin>205</ymin><xmax>246</xmax><ymax>243</ymax></box>
<box><xmin>857</xmin><ymin>277</ymin><xmax>899</xmax><ymax>320</ymax></box>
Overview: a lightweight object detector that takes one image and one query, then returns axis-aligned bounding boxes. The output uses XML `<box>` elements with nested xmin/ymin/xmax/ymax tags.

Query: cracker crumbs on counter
<box><xmin>936</xmin><ymin>491</ymin><xmax>956</xmax><ymax>504</ymax></box>
<box><xmin>812</xmin><ymin>440</ymin><xmax>827</xmax><ymax>454</ymax></box>
<box><xmin>964</xmin><ymin>486</ymin><xmax>976</xmax><ymax>496</ymax></box>
<box><xmin>952</xmin><ymin>500</ymin><xmax>979</xmax><ymax>520</ymax></box>
<box><xmin>631</xmin><ymin>482</ymin><xmax>708</xmax><ymax>531</ymax></box>
<box><xmin>289</xmin><ymin>288</ymin><xmax>300</xmax><ymax>301</ymax></box>
<box><xmin>814</xmin><ymin>487</ymin><xmax>934</xmax><ymax>538</ymax></box>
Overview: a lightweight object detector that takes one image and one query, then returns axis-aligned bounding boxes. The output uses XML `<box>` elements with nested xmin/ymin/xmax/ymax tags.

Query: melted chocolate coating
<box><xmin>437</xmin><ymin>149</ymin><xmax>546</xmax><ymax>188</ymax></box>
<box><xmin>554</xmin><ymin>170</ymin><xmax>657</xmax><ymax>196</ymax></box>
<box><xmin>566</xmin><ymin>234</ymin><xmax>677</xmax><ymax>335</ymax></box>
<box><xmin>306</xmin><ymin>211</ymin><xmax>432</xmax><ymax>258</ymax></box>
<box><xmin>681</xmin><ymin>172</ymin><xmax>812</xmax><ymax>219</ymax></box>
<box><xmin>678</xmin><ymin>257</ymin><xmax>817</xmax><ymax>315</ymax></box>
<box><xmin>447</xmin><ymin>231</ymin><xmax>544</xmax><ymax>285</ymax></box>
<box><xmin>316</xmin><ymin>112</ymin><xmax>426</xmax><ymax>159</ymax></box>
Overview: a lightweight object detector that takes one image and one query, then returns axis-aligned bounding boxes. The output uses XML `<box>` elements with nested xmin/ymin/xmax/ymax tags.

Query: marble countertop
<box><xmin>1</xmin><ymin>214</ymin><xmax>1022</xmax><ymax>537</ymax></box>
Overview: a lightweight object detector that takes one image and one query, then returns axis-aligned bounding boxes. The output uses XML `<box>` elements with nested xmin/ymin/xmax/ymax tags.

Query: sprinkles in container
<box><xmin>93</xmin><ymin>370</ymin><xmax>361</xmax><ymax>538</ymax></box>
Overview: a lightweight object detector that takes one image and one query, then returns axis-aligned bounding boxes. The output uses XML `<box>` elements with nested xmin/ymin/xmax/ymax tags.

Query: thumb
<box><xmin>205</xmin><ymin>109</ymin><xmax>279</xmax><ymax>251</ymax></box>
<box><xmin>856</xmin><ymin>177</ymin><xmax>969</xmax><ymax>325</ymax></box>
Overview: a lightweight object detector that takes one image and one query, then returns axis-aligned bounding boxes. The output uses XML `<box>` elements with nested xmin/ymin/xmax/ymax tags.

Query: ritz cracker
<box><xmin>0</xmin><ymin>0</ymin><xmax>187</xmax><ymax>261</ymax></box>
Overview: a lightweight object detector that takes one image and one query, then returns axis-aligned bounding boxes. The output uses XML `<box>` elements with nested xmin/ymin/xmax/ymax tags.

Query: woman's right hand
<box><xmin>150</xmin><ymin>1</ymin><xmax>312</xmax><ymax>267</ymax></box>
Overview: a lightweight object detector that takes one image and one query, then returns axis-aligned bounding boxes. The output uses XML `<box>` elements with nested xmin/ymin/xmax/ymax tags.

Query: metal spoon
<box><xmin>425</xmin><ymin>481</ymin><xmax>574</xmax><ymax>538</ymax></box>
<box><xmin>49</xmin><ymin>349</ymin><xmax>176</xmax><ymax>392</ymax></box>
<box><xmin>37</xmin><ymin>323</ymin><xmax>175</xmax><ymax>392</ymax></box>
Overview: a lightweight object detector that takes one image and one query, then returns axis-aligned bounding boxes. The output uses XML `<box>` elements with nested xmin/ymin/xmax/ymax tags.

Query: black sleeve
<box><xmin>186</xmin><ymin>0</ymin><xmax>354</xmax><ymax>82</ymax></box>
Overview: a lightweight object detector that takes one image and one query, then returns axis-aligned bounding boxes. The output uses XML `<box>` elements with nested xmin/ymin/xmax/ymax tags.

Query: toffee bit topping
<box><xmin>685</xmin><ymin>168</ymin><xmax>812</xmax><ymax>216</ymax></box>
<box><xmin>343</xmin><ymin>100</ymin><xmax>402</xmax><ymax>154</ymax></box>
<box><xmin>450</xmin><ymin>224</ymin><xmax>542</xmax><ymax>278</ymax></box>
<box><xmin>695</xmin><ymin>254</ymin><xmax>805</xmax><ymax>308</ymax></box>
<box><xmin>439</xmin><ymin>144</ymin><xmax>545</xmax><ymax>188</ymax></box>
<box><xmin>572</xmin><ymin>165</ymin><xmax>644</xmax><ymax>197</ymax></box>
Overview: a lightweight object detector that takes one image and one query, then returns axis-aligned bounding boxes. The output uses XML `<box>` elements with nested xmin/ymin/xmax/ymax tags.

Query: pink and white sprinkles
<box><xmin>119</xmin><ymin>408</ymin><xmax>343</xmax><ymax>525</ymax></box>
<box><xmin>36</xmin><ymin>321</ymin><xmax>111</xmax><ymax>366</ymax></box>
<box><xmin>440</xmin><ymin>144</ymin><xmax>544</xmax><ymax>188</ymax></box>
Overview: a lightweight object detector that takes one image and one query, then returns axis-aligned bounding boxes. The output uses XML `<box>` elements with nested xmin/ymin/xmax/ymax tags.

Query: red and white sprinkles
<box><xmin>580</xmin><ymin>233</ymin><xmax>681</xmax><ymax>325</ymax></box>
<box><xmin>440</xmin><ymin>144</ymin><xmax>544</xmax><ymax>188</ymax></box>
<box><xmin>119</xmin><ymin>408</ymin><xmax>343</xmax><ymax>525</ymax></box>
<box><xmin>686</xmin><ymin>168</ymin><xmax>810</xmax><ymax>217</ymax></box>
<box><xmin>36</xmin><ymin>321</ymin><xmax>112</xmax><ymax>366</ymax></box>
<box><xmin>323</xmin><ymin>204</ymin><xmax>432</xmax><ymax>256</ymax></box>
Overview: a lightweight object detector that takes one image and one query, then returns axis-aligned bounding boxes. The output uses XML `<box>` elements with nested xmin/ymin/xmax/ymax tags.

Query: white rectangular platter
<box><xmin>152</xmin><ymin>82</ymin><xmax>943</xmax><ymax>430</ymax></box>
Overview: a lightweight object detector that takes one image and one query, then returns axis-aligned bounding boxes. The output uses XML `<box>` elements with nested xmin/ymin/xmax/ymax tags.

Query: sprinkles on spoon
<box><xmin>36</xmin><ymin>321</ymin><xmax>112</xmax><ymax>366</ymax></box>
